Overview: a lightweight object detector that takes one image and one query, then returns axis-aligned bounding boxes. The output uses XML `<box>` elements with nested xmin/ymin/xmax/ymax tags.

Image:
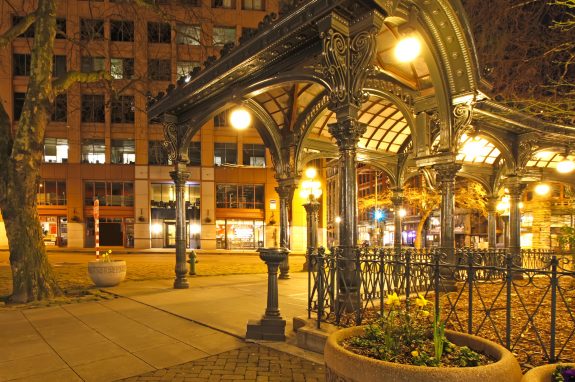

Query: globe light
<box><xmin>229</xmin><ymin>107</ymin><xmax>251</xmax><ymax>130</ymax></box>
<box><xmin>335</xmin><ymin>216</ymin><xmax>341</xmax><ymax>224</ymax></box>
<box><xmin>190</xmin><ymin>224</ymin><xmax>201</xmax><ymax>234</ymax></box>
<box><xmin>395</xmin><ymin>36</ymin><xmax>421</xmax><ymax>63</ymax></box>
<box><xmin>534</xmin><ymin>183</ymin><xmax>550</xmax><ymax>196</ymax></box>
<box><xmin>305</xmin><ymin>167</ymin><xmax>317</xmax><ymax>179</ymax></box>
<box><xmin>152</xmin><ymin>224</ymin><xmax>163</xmax><ymax>234</ymax></box>
<box><xmin>557</xmin><ymin>158</ymin><xmax>575</xmax><ymax>174</ymax></box>
<box><xmin>398</xmin><ymin>208</ymin><xmax>407</xmax><ymax>218</ymax></box>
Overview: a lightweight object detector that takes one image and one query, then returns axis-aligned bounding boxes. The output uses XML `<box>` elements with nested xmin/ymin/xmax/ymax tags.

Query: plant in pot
<box><xmin>87</xmin><ymin>250</ymin><xmax>127</xmax><ymax>287</ymax></box>
<box><xmin>324</xmin><ymin>293</ymin><xmax>523</xmax><ymax>382</ymax></box>
<box><xmin>521</xmin><ymin>363</ymin><xmax>575</xmax><ymax>382</ymax></box>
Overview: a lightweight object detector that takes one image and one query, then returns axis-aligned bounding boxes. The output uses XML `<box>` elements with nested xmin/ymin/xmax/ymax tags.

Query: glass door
<box><xmin>165</xmin><ymin>222</ymin><xmax>176</xmax><ymax>247</ymax></box>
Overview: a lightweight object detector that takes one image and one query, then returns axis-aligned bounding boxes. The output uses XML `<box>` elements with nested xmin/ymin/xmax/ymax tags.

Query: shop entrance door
<box><xmin>165</xmin><ymin>222</ymin><xmax>176</xmax><ymax>247</ymax></box>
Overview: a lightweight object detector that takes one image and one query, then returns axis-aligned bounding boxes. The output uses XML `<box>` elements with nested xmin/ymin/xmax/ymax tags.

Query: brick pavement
<box><xmin>119</xmin><ymin>343</ymin><xmax>325</xmax><ymax>382</ymax></box>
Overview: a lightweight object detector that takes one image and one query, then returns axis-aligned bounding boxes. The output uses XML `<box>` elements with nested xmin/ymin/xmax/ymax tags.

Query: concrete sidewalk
<box><xmin>0</xmin><ymin>273</ymin><xmax>324</xmax><ymax>382</ymax></box>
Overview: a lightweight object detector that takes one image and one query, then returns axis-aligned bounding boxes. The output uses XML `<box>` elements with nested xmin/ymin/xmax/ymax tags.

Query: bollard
<box><xmin>187</xmin><ymin>250</ymin><xmax>197</xmax><ymax>275</ymax></box>
<box><xmin>246</xmin><ymin>247</ymin><xmax>288</xmax><ymax>341</ymax></box>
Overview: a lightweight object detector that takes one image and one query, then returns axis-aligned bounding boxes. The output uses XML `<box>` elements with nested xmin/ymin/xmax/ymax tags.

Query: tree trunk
<box><xmin>414</xmin><ymin>209</ymin><xmax>433</xmax><ymax>249</ymax></box>
<box><xmin>0</xmin><ymin>0</ymin><xmax>62</xmax><ymax>303</ymax></box>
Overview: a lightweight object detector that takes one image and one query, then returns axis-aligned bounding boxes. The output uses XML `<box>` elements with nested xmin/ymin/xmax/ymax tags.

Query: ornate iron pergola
<box><xmin>147</xmin><ymin>0</ymin><xmax>575</xmax><ymax>292</ymax></box>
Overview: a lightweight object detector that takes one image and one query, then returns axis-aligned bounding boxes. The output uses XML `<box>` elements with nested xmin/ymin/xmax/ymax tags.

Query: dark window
<box><xmin>242</xmin><ymin>0</ymin><xmax>264</xmax><ymax>10</ymax></box>
<box><xmin>52</xmin><ymin>94</ymin><xmax>67</xmax><ymax>122</ymax></box>
<box><xmin>214</xmin><ymin>110</ymin><xmax>228</xmax><ymax>127</ymax></box>
<box><xmin>147</xmin><ymin>22</ymin><xmax>171</xmax><ymax>43</ymax></box>
<box><xmin>84</xmin><ymin>181</ymin><xmax>134</xmax><ymax>206</ymax></box>
<box><xmin>216</xmin><ymin>184</ymin><xmax>264</xmax><ymax>209</ymax></box>
<box><xmin>189</xmin><ymin>141</ymin><xmax>201</xmax><ymax>166</ymax></box>
<box><xmin>80</xmin><ymin>19</ymin><xmax>104</xmax><ymax>41</ymax></box>
<box><xmin>214</xmin><ymin>143</ymin><xmax>237</xmax><ymax>165</ymax></box>
<box><xmin>212</xmin><ymin>0</ymin><xmax>235</xmax><ymax>8</ymax></box>
<box><xmin>13</xmin><ymin>54</ymin><xmax>31</xmax><ymax>76</ymax></box>
<box><xmin>111</xmin><ymin>140</ymin><xmax>135</xmax><ymax>164</ymax></box>
<box><xmin>56</xmin><ymin>18</ymin><xmax>66</xmax><ymax>39</ymax></box>
<box><xmin>110</xmin><ymin>58</ymin><xmax>134</xmax><ymax>79</ymax></box>
<box><xmin>181</xmin><ymin>0</ymin><xmax>201</xmax><ymax>6</ymax></box>
<box><xmin>81</xmin><ymin>56</ymin><xmax>105</xmax><ymax>72</ymax></box>
<box><xmin>242</xmin><ymin>144</ymin><xmax>266</xmax><ymax>167</ymax></box>
<box><xmin>148</xmin><ymin>59</ymin><xmax>171</xmax><ymax>81</ymax></box>
<box><xmin>148</xmin><ymin>141</ymin><xmax>169</xmax><ymax>165</ymax></box>
<box><xmin>110</xmin><ymin>20</ymin><xmax>134</xmax><ymax>42</ymax></box>
<box><xmin>12</xmin><ymin>16</ymin><xmax>34</xmax><ymax>37</ymax></box>
<box><xmin>81</xmin><ymin>95</ymin><xmax>105</xmax><ymax>123</ymax></box>
<box><xmin>53</xmin><ymin>55</ymin><xmax>67</xmax><ymax>78</ymax></box>
<box><xmin>37</xmin><ymin>180</ymin><xmax>67</xmax><ymax>205</ymax></box>
<box><xmin>13</xmin><ymin>92</ymin><xmax>26</xmax><ymax>120</ymax></box>
<box><xmin>111</xmin><ymin>95</ymin><xmax>134</xmax><ymax>123</ymax></box>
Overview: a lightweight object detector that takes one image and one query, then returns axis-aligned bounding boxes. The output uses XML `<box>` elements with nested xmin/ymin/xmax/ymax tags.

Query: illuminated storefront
<box><xmin>215</xmin><ymin>219</ymin><xmax>265</xmax><ymax>249</ymax></box>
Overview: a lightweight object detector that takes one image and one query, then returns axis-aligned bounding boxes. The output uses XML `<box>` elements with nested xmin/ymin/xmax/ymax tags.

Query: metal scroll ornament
<box><xmin>321</xmin><ymin>27</ymin><xmax>377</xmax><ymax>111</ymax></box>
<box><xmin>162</xmin><ymin>120</ymin><xmax>185</xmax><ymax>163</ymax></box>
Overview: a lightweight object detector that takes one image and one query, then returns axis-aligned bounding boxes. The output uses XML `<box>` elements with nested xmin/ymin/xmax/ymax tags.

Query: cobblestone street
<box><xmin>120</xmin><ymin>344</ymin><xmax>325</xmax><ymax>382</ymax></box>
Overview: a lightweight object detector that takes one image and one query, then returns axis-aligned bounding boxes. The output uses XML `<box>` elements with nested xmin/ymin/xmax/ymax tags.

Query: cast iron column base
<box><xmin>246</xmin><ymin>247</ymin><xmax>288</xmax><ymax>341</ymax></box>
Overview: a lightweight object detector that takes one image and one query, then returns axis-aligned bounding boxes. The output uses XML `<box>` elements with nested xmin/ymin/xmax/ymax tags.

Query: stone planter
<box><xmin>324</xmin><ymin>326</ymin><xmax>522</xmax><ymax>382</ymax></box>
<box><xmin>521</xmin><ymin>363</ymin><xmax>575</xmax><ymax>382</ymax></box>
<box><xmin>88</xmin><ymin>260</ymin><xmax>127</xmax><ymax>287</ymax></box>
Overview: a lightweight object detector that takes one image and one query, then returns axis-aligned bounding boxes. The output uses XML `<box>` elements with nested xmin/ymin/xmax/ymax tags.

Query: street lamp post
<box><xmin>300</xmin><ymin>168</ymin><xmax>322</xmax><ymax>271</ymax></box>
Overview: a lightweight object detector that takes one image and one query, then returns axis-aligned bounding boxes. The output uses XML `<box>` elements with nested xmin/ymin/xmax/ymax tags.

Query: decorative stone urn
<box><xmin>88</xmin><ymin>260</ymin><xmax>127</xmax><ymax>287</ymax></box>
<box><xmin>521</xmin><ymin>363</ymin><xmax>575</xmax><ymax>382</ymax></box>
<box><xmin>324</xmin><ymin>326</ymin><xmax>522</xmax><ymax>382</ymax></box>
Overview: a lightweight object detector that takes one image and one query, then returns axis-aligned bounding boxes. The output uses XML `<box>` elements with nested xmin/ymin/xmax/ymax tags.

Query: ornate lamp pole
<box><xmin>300</xmin><ymin>168</ymin><xmax>322</xmax><ymax>271</ymax></box>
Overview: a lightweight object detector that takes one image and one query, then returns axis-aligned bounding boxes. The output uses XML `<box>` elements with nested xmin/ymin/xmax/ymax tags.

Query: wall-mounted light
<box><xmin>152</xmin><ymin>223</ymin><xmax>163</xmax><ymax>234</ymax></box>
<box><xmin>395</xmin><ymin>36</ymin><xmax>421</xmax><ymax>63</ymax></box>
<box><xmin>534</xmin><ymin>183</ymin><xmax>550</xmax><ymax>196</ymax></box>
<box><xmin>229</xmin><ymin>107</ymin><xmax>251</xmax><ymax>130</ymax></box>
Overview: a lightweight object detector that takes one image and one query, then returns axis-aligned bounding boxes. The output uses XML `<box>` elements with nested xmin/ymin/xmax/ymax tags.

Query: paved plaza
<box><xmin>0</xmin><ymin>253</ymin><xmax>323</xmax><ymax>381</ymax></box>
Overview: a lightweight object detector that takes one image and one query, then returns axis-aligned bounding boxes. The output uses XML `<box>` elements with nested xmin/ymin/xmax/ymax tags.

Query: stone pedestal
<box><xmin>246</xmin><ymin>247</ymin><xmax>288</xmax><ymax>341</ymax></box>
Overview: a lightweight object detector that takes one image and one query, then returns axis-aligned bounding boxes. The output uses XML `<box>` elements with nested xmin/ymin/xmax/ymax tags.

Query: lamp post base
<box><xmin>246</xmin><ymin>317</ymin><xmax>286</xmax><ymax>341</ymax></box>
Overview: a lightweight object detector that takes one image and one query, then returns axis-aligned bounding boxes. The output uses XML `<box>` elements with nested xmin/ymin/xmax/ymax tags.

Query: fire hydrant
<box><xmin>187</xmin><ymin>250</ymin><xmax>198</xmax><ymax>275</ymax></box>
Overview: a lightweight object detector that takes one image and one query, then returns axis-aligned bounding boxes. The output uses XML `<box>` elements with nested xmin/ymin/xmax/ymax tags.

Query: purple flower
<box><xmin>562</xmin><ymin>368</ymin><xmax>575</xmax><ymax>381</ymax></box>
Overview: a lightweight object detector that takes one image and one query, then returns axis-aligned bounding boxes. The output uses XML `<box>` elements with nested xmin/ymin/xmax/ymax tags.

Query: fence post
<box><xmin>550</xmin><ymin>255</ymin><xmax>558</xmax><ymax>363</ymax></box>
<box><xmin>405</xmin><ymin>249</ymin><xmax>411</xmax><ymax>312</ymax></box>
<box><xmin>307</xmin><ymin>247</ymin><xmax>312</xmax><ymax>320</ymax></box>
<box><xmin>505</xmin><ymin>250</ymin><xmax>513</xmax><ymax>350</ymax></box>
<box><xmin>356</xmin><ymin>247</ymin><xmax>362</xmax><ymax>325</ymax></box>
<box><xmin>317</xmin><ymin>247</ymin><xmax>325</xmax><ymax>329</ymax></box>
<box><xmin>379</xmin><ymin>248</ymin><xmax>384</xmax><ymax>318</ymax></box>
<box><xmin>467</xmin><ymin>248</ymin><xmax>474</xmax><ymax>335</ymax></box>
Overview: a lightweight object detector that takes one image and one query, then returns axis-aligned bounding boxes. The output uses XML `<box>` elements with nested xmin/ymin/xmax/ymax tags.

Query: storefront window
<box><xmin>215</xmin><ymin>184</ymin><xmax>264</xmax><ymax>209</ymax></box>
<box><xmin>215</xmin><ymin>219</ymin><xmax>264</xmax><ymax>249</ymax></box>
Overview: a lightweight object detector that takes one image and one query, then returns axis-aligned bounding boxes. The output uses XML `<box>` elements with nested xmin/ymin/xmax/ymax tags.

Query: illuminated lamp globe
<box><xmin>557</xmin><ymin>158</ymin><xmax>575</xmax><ymax>174</ymax></box>
<box><xmin>229</xmin><ymin>107</ymin><xmax>251</xmax><ymax>130</ymax></box>
<box><xmin>398</xmin><ymin>208</ymin><xmax>407</xmax><ymax>218</ymax></box>
<box><xmin>395</xmin><ymin>36</ymin><xmax>421</xmax><ymax>63</ymax></box>
<box><xmin>335</xmin><ymin>216</ymin><xmax>341</xmax><ymax>224</ymax></box>
<box><xmin>305</xmin><ymin>167</ymin><xmax>317</xmax><ymax>179</ymax></box>
<box><xmin>534</xmin><ymin>183</ymin><xmax>550</xmax><ymax>196</ymax></box>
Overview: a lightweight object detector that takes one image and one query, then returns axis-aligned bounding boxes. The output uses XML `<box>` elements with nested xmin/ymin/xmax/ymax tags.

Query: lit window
<box><xmin>43</xmin><ymin>138</ymin><xmax>68</xmax><ymax>163</ymax></box>
<box><xmin>110</xmin><ymin>58</ymin><xmax>134</xmax><ymax>79</ymax></box>
<box><xmin>242</xmin><ymin>0</ymin><xmax>264</xmax><ymax>10</ymax></box>
<box><xmin>82</xmin><ymin>139</ymin><xmax>106</xmax><ymax>164</ymax></box>
<box><xmin>176</xmin><ymin>24</ymin><xmax>201</xmax><ymax>45</ymax></box>
<box><xmin>111</xmin><ymin>140</ymin><xmax>135</xmax><ymax>164</ymax></box>
<box><xmin>213</xmin><ymin>26</ymin><xmax>236</xmax><ymax>46</ymax></box>
<box><xmin>242</xmin><ymin>144</ymin><xmax>265</xmax><ymax>167</ymax></box>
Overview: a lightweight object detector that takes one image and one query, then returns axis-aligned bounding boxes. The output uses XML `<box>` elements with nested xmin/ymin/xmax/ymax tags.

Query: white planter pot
<box><xmin>88</xmin><ymin>260</ymin><xmax>127</xmax><ymax>287</ymax></box>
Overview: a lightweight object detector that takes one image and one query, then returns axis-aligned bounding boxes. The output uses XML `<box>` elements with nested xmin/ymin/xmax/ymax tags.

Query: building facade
<box><xmin>0</xmin><ymin>0</ymin><xmax>311</xmax><ymax>251</ymax></box>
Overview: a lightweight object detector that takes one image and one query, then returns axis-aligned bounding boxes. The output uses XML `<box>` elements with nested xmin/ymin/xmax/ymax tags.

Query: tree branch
<box><xmin>0</xmin><ymin>12</ymin><xmax>37</xmax><ymax>49</ymax></box>
<box><xmin>52</xmin><ymin>70</ymin><xmax>112</xmax><ymax>95</ymax></box>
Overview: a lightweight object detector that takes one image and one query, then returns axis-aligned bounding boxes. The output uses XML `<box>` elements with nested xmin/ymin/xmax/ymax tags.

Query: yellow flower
<box><xmin>385</xmin><ymin>292</ymin><xmax>400</xmax><ymax>307</ymax></box>
<box><xmin>415</xmin><ymin>293</ymin><xmax>429</xmax><ymax>308</ymax></box>
<box><xmin>420</xmin><ymin>310</ymin><xmax>430</xmax><ymax>317</ymax></box>
<box><xmin>411</xmin><ymin>350</ymin><xmax>419</xmax><ymax>357</ymax></box>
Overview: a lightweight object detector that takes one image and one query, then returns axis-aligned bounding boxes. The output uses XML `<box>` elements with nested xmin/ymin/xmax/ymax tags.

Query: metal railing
<box><xmin>308</xmin><ymin>246</ymin><xmax>575</xmax><ymax>367</ymax></box>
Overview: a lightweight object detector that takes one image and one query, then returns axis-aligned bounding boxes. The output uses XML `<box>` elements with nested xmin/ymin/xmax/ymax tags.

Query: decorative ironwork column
<box><xmin>507</xmin><ymin>177</ymin><xmax>525</xmax><ymax>258</ymax></box>
<box><xmin>276</xmin><ymin>181</ymin><xmax>295</xmax><ymax>278</ymax></box>
<box><xmin>162</xmin><ymin>114</ymin><xmax>192</xmax><ymax>289</ymax></box>
<box><xmin>487</xmin><ymin>195</ymin><xmax>498</xmax><ymax>249</ymax></box>
<box><xmin>319</xmin><ymin>10</ymin><xmax>383</xmax><ymax>311</ymax></box>
<box><xmin>391</xmin><ymin>189</ymin><xmax>403</xmax><ymax>254</ymax></box>
<box><xmin>170</xmin><ymin>164</ymin><xmax>190</xmax><ymax>289</ymax></box>
<box><xmin>433</xmin><ymin>162</ymin><xmax>461</xmax><ymax>261</ymax></box>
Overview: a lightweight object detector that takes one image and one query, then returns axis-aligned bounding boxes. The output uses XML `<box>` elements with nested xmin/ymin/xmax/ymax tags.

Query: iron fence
<box><xmin>307</xmin><ymin>246</ymin><xmax>575</xmax><ymax>367</ymax></box>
